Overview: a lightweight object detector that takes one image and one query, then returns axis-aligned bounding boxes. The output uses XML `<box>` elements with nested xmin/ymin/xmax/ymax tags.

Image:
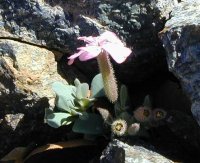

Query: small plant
<box><xmin>98</xmin><ymin>84</ymin><xmax>141</xmax><ymax>137</ymax></box>
<box><xmin>98</xmin><ymin>92</ymin><xmax>167</xmax><ymax>137</ymax></box>
<box><xmin>68</xmin><ymin>31</ymin><xmax>132</xmax><ymax>103</ymax></box>
<box><xmin>45</xmin><ymin>73</ymin><xmax>105</xmax><ymax>135</ymax></box>
<box><xmin>45</xmin><ymin>31</ymin><xmax>167</xmax><ymax>139</ymax></box>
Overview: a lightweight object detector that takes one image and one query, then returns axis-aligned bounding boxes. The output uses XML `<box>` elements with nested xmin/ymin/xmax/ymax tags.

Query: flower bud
<box><xmin>127</xmin><ymin>123</ymin><xmax>140</xmax><ymax>136</ymax></box>
<box><xmin>97</xmin><ymin>107</ymin><xmax>113</xmax><ymax>124</ymax></box>
<box><xmin>152</xmin><ymin>108</ymin><xmax>167</xmax><ymax>121</ymax></box>
<box><xmin>133</xmin><ymin>106</ymin><xmax>152</xmax><ymax>122</ymax></box>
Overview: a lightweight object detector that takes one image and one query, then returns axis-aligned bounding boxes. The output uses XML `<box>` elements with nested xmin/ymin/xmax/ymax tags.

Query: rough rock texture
<box><xmin>1</xmin><ymin>39</ymin><xmax>66</xmax><ymax>98</ymax></box>
<box><xmin>74</xmin><ymin>0</ymin><xmax>177</xmax><ymax>84</ymax></box>
<box><xmin>100</xmin><ymin>139</ymin><xmax>174</xmax><ymax>163</ymax></box>
<box><xmin>0</xmin><ymin>39</ymin><xmax>68</xmax><ymax>157</ymax></box>
<box><xmin>0</xmin><ymin>0</ymin><xmax>78</xmax><ymax>52</ymax></box>
<box><xmin>159</xmin><ymin>0</ymin><xmax>200</xmax><ymax>125</ymax></box>
<box><xmin>0</xmin><ymin>39</ymin><xmax>67</xmax><ymax>111</ymax></box>
<box><xmin>0</xmin><ymin>0</ymin><xmax>178</xmax><ymax>83</ymax></box>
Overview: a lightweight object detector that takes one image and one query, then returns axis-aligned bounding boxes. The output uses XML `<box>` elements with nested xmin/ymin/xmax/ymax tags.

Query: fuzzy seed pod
<box><xmin>97</xmin><ymin>52</ymin><xmax>118</xmax><ymax>103</ymax></box>
<box><xmin>111</xmin><ymin>119</ymin><xmax>127</xmax><ymax>136</ymax></box>
<box><xmin>152</xmin><ymin>108</ymin><xmax>167</xmax><ymax>121</ymax></box>
<box><xmin>133</xmin><ymin>106</ymin><xmax>152</xmax><ymax>122</ymax></box>
<box><xmin>97</xmin><ymin>107</ymin><xmax>113</xmax><ymax>124</ymax></box>
<box><xmin>127</xmin><ymin>123</ymin><xmax>140</xmax><ymax>136</ymax></box>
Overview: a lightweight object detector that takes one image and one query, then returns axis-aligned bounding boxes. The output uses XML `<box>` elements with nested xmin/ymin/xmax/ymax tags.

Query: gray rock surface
<box><xmin>100</xmin><ymin>139</ymin><xmax>174</xmax><ymax>163</ymax></box>
<box><xmin>159</xmin><ymin>0</ymin><xmax>200</xmax><ymax>125</ymax></box>
<box><xmin>0</xmin><ymin>0</ymin><xmax>177</xmax><ymax>83</ymax></box>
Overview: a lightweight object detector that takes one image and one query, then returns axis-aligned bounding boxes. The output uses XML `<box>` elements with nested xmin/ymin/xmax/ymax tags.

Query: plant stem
<box><xmin>97</xmin><ymin>52</ymin><xmax>118</xmax><ymax>103</ymax></box>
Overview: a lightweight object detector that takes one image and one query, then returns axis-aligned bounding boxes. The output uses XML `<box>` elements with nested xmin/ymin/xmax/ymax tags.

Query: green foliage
<box><xmin>91</xmin><ymin>73</ymin><xmax>105</xmax><ymax>98</ymax></box>
<box><xmin>52</xmin><ymin>82</ymin><xmax>76</xmax><ymax>113</ymax></box>
<box><xmin>45</xmin><ymin>74</ymin><xmax>105</xmax><ymax>137</ymax></box>
<box><xmin>72</xmin><ymin>113</ymin><xmax>104</xmax><ymax>135</ymax></box>
<box><xmin>46</xmin><ymin>112</ymin><xmax>72</xmax><ymax>128</ymax></box>
<box><xmin>45</xmin><ymin>74</ymin><xmax>165</xmax><ymax>139</ymax></box>
<box><xmin>120</xmin><ymin>85</ymin><xmax>128</xmax><ymax>109</ymax></box>
<box><xmin>114</xmin><ymin>85</ymin><xmax>129</xmax><ymax>116</ymax></box>
<box><xmin>76</xmin><ymin>83</ymin><xmax>89</xmax><ymax>99</ymax></box>
<box><xmin>143</xmin><ymin>95</ymin><xmax>152</xmax><ymax>108</ymax></box>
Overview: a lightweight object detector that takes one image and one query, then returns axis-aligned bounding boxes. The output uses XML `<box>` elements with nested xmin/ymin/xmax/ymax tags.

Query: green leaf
<box><xmin>119</xmin><ymin>112</ymin><xmax>131</xmax><ymax>122</ymax></box>
<box><xmin>76</xmin><ymin>83</ymin><xmax>89</xmax><ymax>99</ymax></box>
<box><xmin>52</xmin><ymin>82</ymin><xmax>76</xmax><ymax>112</ymax></box>
<box><xmin>120</xmin><ymin>85</ymin><xmax>128</xmax><ymax>110</ymax></box>
<box><xmin>77</xmin><ymin>98</ymin><xmax>94</xmax><ymax>111</ymax></box>
<box><xmin>46</xmin><ymin>113</ymin><xmax>72</xmax><ymax>128</ymax></box>
<box><xmin>72</xmin><ymin>113</ymin><xmax>104</xmax><ymax>135</ymax></box>
<box><xmin>114</xmin><ymin>102</ymin><xmax>121</xmax><ymax>117</ymax></box>
<box><xmin>44</xmin><ymin>108</ymin><xmax>54</xmax><ymax>123</ymax></box>
<box><xmin>143</xmin><ymin>95</ymin><xmax>152</xmax><ymax>108</ymax></box>
<box><xmin>91</xmin><ymin>73</ymin><xmax>105</xmax><ymax>98</ymax></box>
<box><xmin>70</xmin><ymin>107</ymin><xmax>83</xmax><ymax>116</ymax></box>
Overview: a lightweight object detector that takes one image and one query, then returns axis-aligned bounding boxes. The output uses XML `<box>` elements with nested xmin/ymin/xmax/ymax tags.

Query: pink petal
<box><xmin>78</xmin><ymin>46</ymin><xmax>101</xmax><ymax>61</ymax></box>
<box><xmin>102</xmin><ymin>43</ymin><xmax>132</xmax><ymax>63</ymax></box>
<box><xmin>67</xmin><ymin>50</ymin><xmax>86</xmax><ymax>65</ymax></box>
<box><xmin>68</xmin><ymin>59</ymin><xmax>75</xmax><ymax>65</ymax></box>
<box><xmin>98</xmin><ymin>31</ymin><xmax>124</xmax><ymax>46</ymax></box>
<box><xmin>68</xmin><ymin>50</ymin><xmax>83</xmax><ymax>59</ymax></box>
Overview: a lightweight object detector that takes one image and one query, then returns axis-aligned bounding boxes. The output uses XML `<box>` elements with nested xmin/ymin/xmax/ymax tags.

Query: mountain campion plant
<box><xmin>68</xmin><ymin>31</ymin><xmax>132</xmax><ymax>103</ymax></box>
<box><xmin>45</xmin><ymin>30</ymin><xmax>167</xmax><ymax>138</ymax></box>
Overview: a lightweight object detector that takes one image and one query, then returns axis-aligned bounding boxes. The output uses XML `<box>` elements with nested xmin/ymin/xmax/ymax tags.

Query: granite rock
<box><xmin>0</xmin><ymin>0</ymin><xmax>178</xmax><ymax>84</ymax></box>
<box><xmin>159</xmin><ymin>0</ymin><xmax>200</xmax><ymax>125</ymax></box>
<box><xmin>0</xmin><ymin>39</ymin><xmax>67</xmax><ymax>157</ymax></box>
<box><xmin>100</xmin><ymin>139</ymin><xmax>174</xmax><ymax>163</ymax></box>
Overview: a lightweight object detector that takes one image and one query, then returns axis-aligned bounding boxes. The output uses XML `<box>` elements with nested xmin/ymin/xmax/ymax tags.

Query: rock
<box><xmin>0</xmin><ymin>39</ymin><xmax>67</xmax><ymax>109</ymax></box>
<box><xmin>100</xmin><ymin>139</ymin><xmax>174</xmax><ymax>163</ymax></box>
<box><xmin>0</xmin><ymin>0</ymin><xmax>177</xmax><ymax>84</ymax></box>
<box><xmin>159</xmin><ymin>1</ymin><xmax>200</xmax><ymax>125</ymax></box>
<box><xmin>0</xmin><ymin>39</ymin><xmax>67</xmax><ymax>157</ymax></box>
<box><xmin>4</xmin><ymin>113</ymin><xmax>24</xmax><ymax>131</ymax></box>
<box><xmin>95</xmin><ymin>0</ymin><xmax>178</xmax><ymax>85</ymax></box>
<box><xmin>0</xmin><ymin>0</ymin><xmax>79</xmax><ymax>53</ymax></box>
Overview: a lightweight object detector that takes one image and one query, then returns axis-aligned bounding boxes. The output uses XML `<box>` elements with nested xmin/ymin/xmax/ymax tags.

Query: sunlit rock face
<box><xmin>160</xmin><ymin>0</ymin><xmax>200</xmax><ymax>126</ymax></box>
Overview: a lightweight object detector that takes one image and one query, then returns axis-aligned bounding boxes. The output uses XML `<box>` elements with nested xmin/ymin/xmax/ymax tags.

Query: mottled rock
<box><xmin>0</xmin><ymin>0</ymin><xmax>177</xmax><ymax>84</ymax></box>
<box><xmin>0</xmin><ymin>39</ymin><xmax>67</xmax><ymax>109</ymax></box>
<box><xmin>0</xmin><ymin>39</ymin><xmax>67</xmax><ymax>157</ymax></box>
<box><xmin>3</xmin><ymin>113</ymin><xmax>24</xmax><ymax>130</ymax></box>
<box><xmin>153</xmin><ymin>0</ymin><xmax>178</xmax><ymax>19</ymax></box>
<box><xmin>0</xmin><ymin>0</ymin><xmax>78</xmax><ymax>52</ymax></box>
<box><xmin>100</xmin><ymin>139</ymin><xmax>174</xmax><ymax>163</ymax></box>
<box><xmin>82</xmin><ymin>0</ymin><xmax>177</xmax><ymax>84</ymax></box>
<box><xmin>159</xmin><ymin>1</ymin><xmax>200</xmax><ymax>125</ymax></box>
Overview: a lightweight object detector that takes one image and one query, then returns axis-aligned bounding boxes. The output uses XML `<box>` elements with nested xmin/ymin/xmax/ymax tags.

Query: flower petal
<box><xmin>68</xmin><ymin>59</ymin><xmax>75</xmax><ymax>65</ymax></box>
<box><xmin>99</xmin><ymin>31</ymin><xmax>124</xmax><ymax>46</ymax></box>
<box><xmin>68</xmin><ymin>50</ymin><xmax>83</xmax><ymax>59</ymax></box>
<box><xmin>102</xmin><ymin>43</ymin><xmax>132</xmax><ymax>63</ymax></box>
<box><xmin>78</xmin><ymin>46</ymin><xmax>101</xmax><ymax>61</ymax></box>
<box><xmin>67</xmin><ymin>50</ymin><xmax>85</xmax><ymax>65</ymax></box>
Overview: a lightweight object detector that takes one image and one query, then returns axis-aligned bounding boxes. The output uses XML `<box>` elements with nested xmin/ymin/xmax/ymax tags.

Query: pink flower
<box><xmin>68</xmin><ymin>31</ymin><xmax>132</xmax><ymax>65</ymax></box>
